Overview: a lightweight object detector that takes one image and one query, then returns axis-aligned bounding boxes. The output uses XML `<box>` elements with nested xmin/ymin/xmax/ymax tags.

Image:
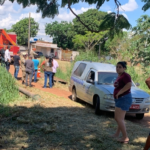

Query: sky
<box><xmin>0</xmin><ymin>0</ymin><xmax>150</xmax><ymax>42</ymax></box>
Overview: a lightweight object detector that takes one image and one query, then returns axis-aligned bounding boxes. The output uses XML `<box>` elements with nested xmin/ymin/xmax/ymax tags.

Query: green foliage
<box><xmin>126</xmin><ymin>66</ymin><xmax>150</xmax><ymax>93</ymax></box>
<box><xmin>100</xmin><ymin>13</ymin><xmax>131</xmax><ymax>38</ymax></box>
<box><xmin>1</xmin><ymin>1</ymin><xmax>131</xmax><ymax>35</ymax></box>
<box><xmin>142</xmin><ymin>0</ymin><xmax>150</xmax><ymax>11</ymax></box>
<box><xmin>55</xmin><ymin>64</ymin><xmax>73</xmax><ymax>82</ymax></box>
<box><xmin>0</xmin><ymin>66</ymin><xmax>19</xmax><ymax>104</ymax></box>
<box><xmin>73</xmin><ymin>9</ymin><xmax>107</xmax><ymax>35</ymax></box>
<box><xmin>74</xmin><ymin>50</ymin><xmax>103</xmax><ymax>62</ymax></box>
<box><xmin>10</xmin><ymin>18</ymin><xmax>39</xmax><ymax>45</ymax></box>
<box><xmin>39</xmin><ymin>56</ymin><xmax>45</xmax><ymax>73</ymax></box>
<box><xmin>104</xmin><ymin>32</ymin><xmax>130</xmax><ymax>59</ymax></box>
<box><xmin>73</xmin><ymin>31</ymin><xmax>107</xmax><ymax>51</ymax></box>
<box><xmin>45</xmin><ymin>21</ymin><xmax>74</xmax><ymax>49</ymax></box>
<box><xmin>130</xmin><ymin>15</ymin><xmax>150</xmax><ymax>69</ymax></box>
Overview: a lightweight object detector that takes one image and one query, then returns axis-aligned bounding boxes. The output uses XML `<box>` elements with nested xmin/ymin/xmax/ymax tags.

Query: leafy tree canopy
<box><xmin>0</xmin><ymin>0</ymin><xmax>133</xmax><ymax>35</ymax></box>
<box><xmin>9</xmin><ymin>18</ymin><xmax>39</xmax><ymax>45</ymax></box>
<box><xmin>73</xmin><ymin>31</ymin><xmax>107</xmax><ymax>51</ymax></box>
<box><xmin>131</xmin><ymin>15</ymin><xmax>150</xmax><ymax>67</ymax></box>
<box><xmin>45</xmin><ymin>21</ymin><xmax>75</xmax><ymax>49</ymax></box>
<box><xmin>73</xmin><ymin>9</ymin><xmax>107</xmax><ymax>35</ymax></box>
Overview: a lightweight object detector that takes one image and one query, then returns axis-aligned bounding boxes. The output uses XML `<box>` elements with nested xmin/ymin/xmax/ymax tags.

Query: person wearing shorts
<box><xmin>111</xmin><ymin>61</ymin><xmax>132</xmax><ymax>144</ymax></box>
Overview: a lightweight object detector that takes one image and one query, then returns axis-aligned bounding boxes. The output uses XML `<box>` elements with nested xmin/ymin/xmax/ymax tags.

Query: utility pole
<box><xmin>28</xmin><ymin>13</ymin><xmax>31</xmax><ymax>56</ymax></box>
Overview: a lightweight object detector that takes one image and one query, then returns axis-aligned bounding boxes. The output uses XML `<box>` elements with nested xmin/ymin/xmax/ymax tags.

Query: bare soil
<box><xmin>9</xmin><ymin>65</ymin><xmax>150</xmax><ymax>129</ymax></box>
<box><xmin>0</xmin><ymin>64</ymin><xmax>148</xmax><ymax>149</ymax></box>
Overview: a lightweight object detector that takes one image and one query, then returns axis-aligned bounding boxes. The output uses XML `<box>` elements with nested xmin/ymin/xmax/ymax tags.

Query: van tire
<box><xmin>95</xmin><ymin>96</ymin><xmax>101</xmax><ymax>115</ymax></box>
<box><xmin>72</xmin><ymin>88</ymin><xmax>78</xmax><ymax>102</ymax></box>
<box><xmin>136</xmin><ymin>113</ymin><xmax>144</xmax><ymax>119</ymax></box>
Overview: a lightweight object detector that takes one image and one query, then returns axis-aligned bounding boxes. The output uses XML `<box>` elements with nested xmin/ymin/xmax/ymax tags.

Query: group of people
<box><xmin>0</xmin><ymin>46</ymin><xmax>136</xmax><ymax>144</ymax></box>
<box><xmin>0</xmin><ymin>46</ymin><xmax>12</xmax><ymax>71</ymax></box>
<box><xmin>0</xmin><ymin>46</ymin><xmax>59</xmax><ymax>88</ymax></box>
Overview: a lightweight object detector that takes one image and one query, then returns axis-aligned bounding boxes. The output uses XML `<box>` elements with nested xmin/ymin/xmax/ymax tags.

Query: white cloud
<box><xmin>107</xmin><ymin>11</ymin><xmax>112</xmax><ymax>14</ymax></box>
<box><xmin>0</xmin><ymin>1</ymin><xmax>21</xmax><ymax>15</ymax></box>
<box><xmin>0</xmin><ymin>14</ymin><xmax>16</xmax><ymax>29</ymax></box>
<box><xmin>56</xmin><ymin>7</ymin><xmax>93</xmax><ymax>22</ymax></box>
<box><xmin>0</xmin><ymin>1</ymin><xmax>94</xmax><ymax>42</ymax></box>
<box><xmin>119</xmin><ymin>0</ymin><xmax>138</xmax><ymax>12</ymax></box>
<box><xmin>19</xmin><ymin>12</ymin><xmax>41</xmax><ymax>22</ymax></box>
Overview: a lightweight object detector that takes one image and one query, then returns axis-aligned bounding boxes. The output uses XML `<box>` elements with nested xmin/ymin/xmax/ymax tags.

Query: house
<box><xmin>30</xmin><ymin>41</ymin><xmax>58</xmax><ymax>57</ymax></box>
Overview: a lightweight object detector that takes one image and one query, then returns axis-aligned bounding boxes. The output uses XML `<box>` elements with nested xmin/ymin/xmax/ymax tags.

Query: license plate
<box><xmin>130</xmin><ymin>104</ymin><xmax>140</xmax><ymax>109</ymax></box>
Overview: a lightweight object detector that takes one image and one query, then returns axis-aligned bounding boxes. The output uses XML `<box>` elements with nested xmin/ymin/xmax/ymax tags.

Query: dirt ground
<box><xmin>0</xmin><ymin>84</ymin><xmax>150</xmax><ymax>150</ymax></box>
<box><xmin>0</xmin><ymin>64</ymin><xmax>149</xmax><ymax>149</ymax></box>
<box><xmin>9</xmin><ymin>65</ymin><xmax>150</xmax><ymax>129</ymax></box>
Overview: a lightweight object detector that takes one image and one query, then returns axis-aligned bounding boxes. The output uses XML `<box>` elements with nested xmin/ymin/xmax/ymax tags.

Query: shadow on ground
<box><xmin>69</xmin><ymin>97</ymin><xmax>150</xmax><ymax>129</ymax></box>
<box><xmin>0</xmin><ymin>104</ymin><xmax>149</xmax><ymax>150</ymax></box>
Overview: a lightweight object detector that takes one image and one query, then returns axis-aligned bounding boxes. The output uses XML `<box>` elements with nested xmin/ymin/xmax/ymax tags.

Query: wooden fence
<box><xmin>61</xmin><ymin>50</ymin><xmax>72</xmax><ymax>61</ymax></box>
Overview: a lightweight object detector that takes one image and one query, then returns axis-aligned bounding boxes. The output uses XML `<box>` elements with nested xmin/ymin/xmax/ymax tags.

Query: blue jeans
<box><xmin>14</xmin><ymin>66</ymin><xmax>20</xmax><ymax>79</ymax></box>
<box><xmin>5</xmin><ymin>62</ymin><xmax>10</xmax><ymax>71</ymax></box>
<box><xmin>33</xmin><ymin>69</ymin><xmax>38</xmax><ymax>82</ymax></box>
<box><xmin>44</xmin><ymin>71</ymin><xmax>53</xmax><ymax>88</ymax></box>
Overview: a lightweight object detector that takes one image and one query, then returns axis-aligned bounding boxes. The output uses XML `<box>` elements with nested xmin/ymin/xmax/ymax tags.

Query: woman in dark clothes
<box><xmin>112</xmin><ymin>61</ymin><xmax>132</xmax><ymax>144</ymax></box>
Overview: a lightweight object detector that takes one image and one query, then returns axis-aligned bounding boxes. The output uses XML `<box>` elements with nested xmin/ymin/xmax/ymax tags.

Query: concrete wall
<box><xmin>35</xmin><ymin>46</ymin><xmax>57</xmax><ymax>56</ymax></box>
<box><xmin>72</xmin><ymin>51</ymin><xmax>79</xmax><ymax>60</ymax></box>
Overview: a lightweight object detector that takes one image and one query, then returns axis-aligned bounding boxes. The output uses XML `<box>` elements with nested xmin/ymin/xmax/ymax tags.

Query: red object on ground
<box><xmin>0</xmin><ymin>29</ymin><xmax>19</xmax><ymax>55</ymax></box>
<box><xmin>37</xmin><ymin>67</ymin><xmax>41</xmax><ymax>78</ymax></box>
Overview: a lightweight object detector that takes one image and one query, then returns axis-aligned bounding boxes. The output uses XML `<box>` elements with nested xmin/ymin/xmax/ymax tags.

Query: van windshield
<box><xmin>98</xmin><ymin>72</ymin><xmax>135</xmax><ymax>86</ymax></box>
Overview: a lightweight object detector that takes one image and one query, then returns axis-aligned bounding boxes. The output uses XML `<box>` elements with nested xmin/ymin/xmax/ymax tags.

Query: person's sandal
<box><xmin>117</xmin><ymin>139</ymin><xmax>129</xmax><ymax>144</ymax></box>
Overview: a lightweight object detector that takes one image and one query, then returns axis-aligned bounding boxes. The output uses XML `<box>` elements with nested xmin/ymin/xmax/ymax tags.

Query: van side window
<box><xmin>87</xmin><ymin>71</ymin><xmax>95</xmax><ymax>81</ymax></box>
<box><xmin>74</xmin><ymin>63</ymin><xmax>86</xmax><ymax>77</ymax></box>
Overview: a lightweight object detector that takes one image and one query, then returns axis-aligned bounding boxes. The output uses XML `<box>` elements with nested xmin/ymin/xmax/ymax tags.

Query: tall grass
<box><xmin>55</xmin><ymin>64</ymin><xmax>73</xmax><ymax>82</ymax></box>
<box><xmin>39</xmin><ymin>51</ymin><xmax>150</xmax><ymax>93</ymax></box>
<box><xmin>0</xmin><ymin>66</ymin><xmax>19</xmax><ymax>104</ymax></box>
<box><xmin>38</xmin><ymin>56</ymin><xmax>45</xmax><ymax>73</ymax></box>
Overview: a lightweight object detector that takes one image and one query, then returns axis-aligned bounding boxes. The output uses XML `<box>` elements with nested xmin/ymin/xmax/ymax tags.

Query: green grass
<box><xmin>0</xmin><ymin>90</ymin><xmax>149</xmax><ymax>150</ymax></box>
<box><xmin>0</xmin><ymin>65</ymin><xmax>19</xmax><ymax>104</ymax></box>
<box><xmin>54</xmin><ymin>51</ymin><xmax>150</xmax><ymax>93</ymax></box>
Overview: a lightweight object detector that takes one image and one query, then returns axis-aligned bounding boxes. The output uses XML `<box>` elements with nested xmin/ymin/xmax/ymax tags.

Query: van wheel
<box><xmin>72</xmin><ymin>88</ymin><xmax>78</xmax><ymax>102</ymax></box>
<box><xmin>136</xmin><ymin>113</ymin><xmax>144</xmax><ymax>119</ymax></box>
<box><xmin>95</xmin><ymin>96</ymin><xmax>101</xmax><ymax>115</ymax></box>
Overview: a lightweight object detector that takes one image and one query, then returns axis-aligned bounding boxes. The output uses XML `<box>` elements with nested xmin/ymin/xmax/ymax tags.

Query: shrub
<box><xmin>0</xmin><ymin>66</ymin><xmax>19</xmax><ymax>104</ymax></box>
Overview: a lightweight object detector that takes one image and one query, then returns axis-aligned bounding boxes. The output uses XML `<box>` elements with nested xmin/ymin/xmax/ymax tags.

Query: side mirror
<box><xmin>87</xmin><ymin>79</ymin><xmax>94</xmax><ymax>84</ymax></box>
<box><xmin>135</xmin><ymin>83</ymin><xmax>140</xmax><ymax>86</ymax></box>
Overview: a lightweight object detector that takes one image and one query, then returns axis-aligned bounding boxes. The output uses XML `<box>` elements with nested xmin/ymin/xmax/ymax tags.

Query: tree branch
<box><xmin>68</xmin><ymin>0</ymin><xmax>99</xmax><ymax>33</ymax></box>
<box><xmin>67</xmin><ymin>0</ymin><xmax>122</xmax><ymax>33</ymax></box>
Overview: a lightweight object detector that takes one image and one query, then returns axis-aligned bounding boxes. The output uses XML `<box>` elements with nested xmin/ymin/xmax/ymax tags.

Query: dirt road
<box><xmin>9</xmin><ymin>65</ymin><xmax>71</xmax><ymax>99</ymax></box>
<box><xmin>9</xmin><ymin>65</ymin><xmax>150</xmax><ymax>129</ymax></box>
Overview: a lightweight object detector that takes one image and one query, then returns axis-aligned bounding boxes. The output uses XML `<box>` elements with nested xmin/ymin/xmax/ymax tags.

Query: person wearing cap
<box><xmin>30</xmin><ymin>48</ymin><xmax>38</xmax><ymax>59</ymax></box>
<box><xmin>25</xmin><ymin>55</ymin><xmax>34</xmax><ymax>87</ymax></box>
<box><xmin>20</xmin><ymin>52</ymin><xmax>27</xmax><ymax>84</ymax></box>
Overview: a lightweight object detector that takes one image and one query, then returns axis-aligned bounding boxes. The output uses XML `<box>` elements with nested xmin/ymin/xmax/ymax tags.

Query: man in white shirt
<box><xmin>5</xmin><ymin>46</ymin><xmax>11</xmax><ymax>71</ymax></box>
<box><xmin>52</xmin><ymin>57</ymin><xmax>59</xmax><ymax>86</ymax></box>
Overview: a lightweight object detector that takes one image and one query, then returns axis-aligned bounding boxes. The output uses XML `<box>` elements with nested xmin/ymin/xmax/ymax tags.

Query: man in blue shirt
<box><xmin>32</xmin><ymin>56</ymin><xmax>39</xmax><ymax>82</ymax></box>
